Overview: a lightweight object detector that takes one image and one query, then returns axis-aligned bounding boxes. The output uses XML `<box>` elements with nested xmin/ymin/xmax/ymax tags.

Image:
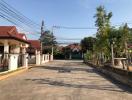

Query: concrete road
<box><xmin>0</xmin><ymin>60</ymin><xmax>132</xmax><ymax>100</ymax></box>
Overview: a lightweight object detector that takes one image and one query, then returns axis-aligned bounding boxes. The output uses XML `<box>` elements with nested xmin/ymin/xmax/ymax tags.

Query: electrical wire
<box><xmin>53</xmin><ymin>26</ymin><xmax>97</xmax><ymax>30</ymax></box>
<box><xmin>0</xmin><ymin>0</ymin><xmax>40</xmax><ymax>29</ymax></box>
<box><xmin>0</xmin><ymin>0</ymin><xmax>40</xmax><ymax>36</ymax></box>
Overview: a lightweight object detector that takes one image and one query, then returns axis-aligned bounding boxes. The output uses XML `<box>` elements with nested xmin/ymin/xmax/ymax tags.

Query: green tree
<box><xmin>121</xmin><ymin>24</ymin><xmax>130</xmax><ymax>57</ymax></box>
<box><xmin>81</xmin><ymin>37</ymin><xmax>96</xmax><ymax>53</ymax></box>
<box><xmin>81</xmin><ymin>37</ymin><xmax>96</xmax><ymax>63</ymax></box>
<box><xmin>110</xmin><ymin>24</ymin><xmax>130</xmax><ymax>58</ymax></box>
<box><xmin>94</xmin><ymin>5</ymin><xmax>112</xmax><ymax>64</ymax></box>
<box><xmin>40</xmin><ymin>30</ymin><xmax>57</xmax><ymax>46</ymax></box>
<box><xmin>40</xmin><ymin>30</ymin><xmax>57</xmax><ymax>54</ymax></box>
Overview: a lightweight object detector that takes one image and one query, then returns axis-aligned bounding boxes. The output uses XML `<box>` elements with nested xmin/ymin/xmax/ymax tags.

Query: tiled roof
<box><xmin>67</xmin><ymin>44</ymin><xmax>81</xmax><ymax>50</ymax></box>
<box><xmin>0</xmin><ymin>26</ymin><xmax>29</xmax><ymax>43</ymax></box>
<box><xmin>28</xmin><ymin>40</ymin><xmax>41</xmax><ymax>50</ymax></box>
<box><xmin>18</xmin><ymin>33</ymin><xmax>27</xmax><ymax>40</ymax></box>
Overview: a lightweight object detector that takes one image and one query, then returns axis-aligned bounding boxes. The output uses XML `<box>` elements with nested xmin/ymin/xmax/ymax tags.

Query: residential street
<box><xmin>0</xmin><ymin>60</ymin><xmax>132</xmax><ymax>100</ymax></box>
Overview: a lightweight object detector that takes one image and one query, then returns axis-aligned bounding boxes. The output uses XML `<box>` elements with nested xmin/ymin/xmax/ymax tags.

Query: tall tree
<box><xmin>121</xmin><ymin>24</ymin><xmax>130</xmax><ymax>57</ymax></box>
<box><xmin>94</xmin><ymin>5</ymin><xmax>112</xmax><ymax>64</ymax></box>
<box><xmin>40</xmin><ymin>30</ymin><xmax>57</xmax><ymax>46</ymax></box>
<box><xmin>40</xmin><ymin>30</ymin><xmax>57</xmax><ymax>54</ymax></box>
<box><xmin>81</xmin><ymin>37</ymin><xmax>96</xmax><ymax>53</ymax></box>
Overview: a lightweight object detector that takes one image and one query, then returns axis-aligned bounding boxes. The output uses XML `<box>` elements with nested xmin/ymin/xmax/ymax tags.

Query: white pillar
<box><xmin>47</xmin><ymin>55</ymin><xmax>49</xmax><ymax>62</ymax></box>
<box><xmin>41</xmin><ymin>54</ymin><xmax>44</xmax><ymax>64</ymax></box>
<box><xmin>45</xmin><ymin>55</ymin><xmax>47</xmax><ymax>62</ymax></box>
<box><xmin>23</xmin><ymin>54</ymin><xmax>28</xmax><ymax>68</ymax></box>
<box><xmin>22</xmin><ymin>47</ymin><xmax>26</xmax><ymax>54</ymax></box>
<box><xmin>46</xmin><ymin>54</ymin><xmax>48</xmax><ymax>62</ymax></box>
<box><xmin>22</xmin><ymin>47</ymin><xmax>26</xmax><ymax>66</ymax></box>
<box><xmin>22</xmin><ymin>47</ymin><xmax>28</xmax><ymax>68</ymax></box>
<box><xmin>36</xmin><ymin>51</ymin><xmax>40</xmax><ymax>65</ymax></box>
<box><xmin>50</xmin><ymin>54</ymin><xmax>53</xmax><ymax>61</ymax></box>
<box><xmin>4</xmin><ymin>40</ymin><xmax>9</xmax><ymax>53</ymax></box>
<box><xmin>9</xmin><ymin>54</ymin><xmax>19</xmax><ymax>71</ymax></box>
<box><xmin>47</xmin><ymin>54</ymin><xmax>49</xmax><ymax>61</ymax></box>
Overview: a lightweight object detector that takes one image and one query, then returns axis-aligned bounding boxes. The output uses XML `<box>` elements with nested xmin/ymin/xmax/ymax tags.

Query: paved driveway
<box><xmin>0</xmin><ymin>60</ymin><xmax>132</xmax><ymax>100</ymax></box>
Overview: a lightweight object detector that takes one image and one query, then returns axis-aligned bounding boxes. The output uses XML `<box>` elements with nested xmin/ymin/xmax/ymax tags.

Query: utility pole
<box><xmin>40</xmin><ymin>20</ymin><xmax>44</xmax><ymax>54</ymax></box>
<box><xmin>51</xmin><ymin>26</ymin><xmax>54</xmax><ymax>59</ymax></box>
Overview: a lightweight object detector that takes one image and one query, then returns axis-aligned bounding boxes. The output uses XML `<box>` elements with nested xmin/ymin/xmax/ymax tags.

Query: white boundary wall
<box><xmin>40</xmin><ymin>54</ymin><xmax>53</xmax><ymax>65</ymax></box>
<box><xmin>8</xmin><ymin>53</ymin><xmax>28</xmax><ymax>71</ymax></box>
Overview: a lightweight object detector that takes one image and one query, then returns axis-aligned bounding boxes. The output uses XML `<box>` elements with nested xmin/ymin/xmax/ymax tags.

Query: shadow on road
<box><xmin>25</xmin><ymin>78</ymin><xmax>126</xmax><ymax>93</ymax></box>
<box><xmin>30</xmin><ymin>65</ymin><xmax>132</xmax><ymax>93</ymax></box>
<box><xmin>34</xmin><ymin>66</ymin><xmax>95</xmax><ymax>73</ymax></box>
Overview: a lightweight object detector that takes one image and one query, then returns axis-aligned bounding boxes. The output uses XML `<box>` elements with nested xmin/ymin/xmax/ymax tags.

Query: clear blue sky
<box><xmin>1</xmin><ymin>0</ymin><xmax>132</xmax><ymax>43</ymax></box>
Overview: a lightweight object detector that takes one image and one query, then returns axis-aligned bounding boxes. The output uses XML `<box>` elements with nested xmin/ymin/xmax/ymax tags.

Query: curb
<box><xmin>0</xmin><ymin>67</ymin><xmax>28</xmax><ymax>81</ymax></box>
<box><xmin>85</xmin><ymin>62</ymin><xmax>132</xmax><ymax>88</ymax></box>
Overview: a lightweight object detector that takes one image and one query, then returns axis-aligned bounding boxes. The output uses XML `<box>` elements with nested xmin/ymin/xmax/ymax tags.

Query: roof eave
<box><xmin>0</xmin><ymin>36</ymin><xmax>30</xmax><ymax>44</ymax></box>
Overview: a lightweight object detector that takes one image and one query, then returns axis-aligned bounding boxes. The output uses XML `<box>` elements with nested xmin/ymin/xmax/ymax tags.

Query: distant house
<box><xmin>27</xmin><ymin>40</ymin><xmax>41</xmax><ymax>55</ymax></box>
<box><xmin>0</xmin><ymin>26</ymin><xmax>29</xmax><ymax>71</ymax></box>
<box><xmin>68</xmin><ymin>43</ymin><xmax>81</xmax><ymax>53</ymax></box>
<box><xmin>64</xmin><ymin>43</ymin><xmax>82</xmax><ymax>59</ymax></box>
<box><xmin>27</xmin><ymin>40</ymin><xmax>41</xmax><ymax>64</ymax></box>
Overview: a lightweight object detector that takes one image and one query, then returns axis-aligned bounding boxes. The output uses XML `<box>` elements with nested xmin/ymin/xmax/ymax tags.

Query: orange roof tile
<box><xmin>0</xmin><ymin>26</ymin><xmax>29</xmax><ymax>43</ymax></box>
<box><xmin>28</xmin><ymin>40</ymin><xmax>41</xmax><ymax>50</ymax></box>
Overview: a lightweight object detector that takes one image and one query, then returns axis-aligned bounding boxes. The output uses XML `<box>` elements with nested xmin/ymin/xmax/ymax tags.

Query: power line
<box><xmin>53</xmin><ymin>26</ymin><xmax>97</xmax><ymax>30</ymax></box>
<box><xmin>0</xmin><ymin>12</ymin><xmax>39</xmax><ymax>36</ymax></box>
<box><xmin>56</xmin><ymin>38</ymin><xmax>82</xmax><ymax>40</ymax></box>
<box><xmin>53</xmin><ymin>21</ymin><xmax>132</xmax><ymax>31</ymax></box>
<box><xmin>57</xmin><ymin>42</ymin><xmax>80</xmax><ymax>44</ymax></box>
<box><xmin>0</xmin><ymin>2</ymin><xmax>40</xmax><ymax>33</ymax></box>
<box><xmin>0</xmin><ymin>0</ymin><xmax>40</xmax><ymax>36</ymax></box>
<box><xmin>0</xmin><ymin>0</ymin><xmax>40</xmax><ymax>29</ymax></box>
<box><xmin>0</xmin><ymin>13</ymin><xmax>39</xmax><ymax>37</ymax></box>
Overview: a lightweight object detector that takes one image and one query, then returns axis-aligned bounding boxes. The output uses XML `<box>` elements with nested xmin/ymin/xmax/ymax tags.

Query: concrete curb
<box><xmin>0</xmin><ymin>62</ymin><xmax>51</xmax><ymax>81</ymax></box>
<box><xmin>85</xmin><ymin>62</ymin><xmax>132</xmax><ymax>88</ymax></box>
<box><xmin>0</xmin><ymin>67</ymin><xmax>28</xmax><ymax>81</ymax></box>
<box><xmin>97</xmin><ymin>68</ymin><xmax>132</xmax><ymax>88</ymax></box>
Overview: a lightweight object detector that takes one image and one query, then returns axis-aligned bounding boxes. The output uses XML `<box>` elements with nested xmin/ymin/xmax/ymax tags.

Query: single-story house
<box><xmin>27</xmin><ymin>40</ymin><xmax>41</xmax><ymax>55</ymax></box>
<box><xmin>0</xmin><ymin>26</ymin><xmax>29</xmax><ymax>71</ymax></box>
<box><xmin>27</xmin><ymin>40</ymin><xmax>41</xmax><ymax>64</ymax></box>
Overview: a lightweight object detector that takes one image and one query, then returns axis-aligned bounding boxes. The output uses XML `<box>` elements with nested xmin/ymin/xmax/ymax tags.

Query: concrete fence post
<box><xmin>47</xmin><ymin>55</ymin><xmax>49</xmax><ymax>62</ymax></box>
<box><xmin>9</xmin><ymin>54</ymin><xmax>19</xmax><ymax>71</ymax></box>
<box><xmin>50</xmin><ymin>54</ymin><xmax>53</xmax><ymax>61</ymax></box>
<box><xmin>47</xmin><ymin>54</ymin><xmax>49</xmax><ymax>61</ymax></box>
<box><xmin>23</xmin><ymin>54</ymin><xmax>28</xmax><ymax>68</ymax></box>
<box><xmin>36</xmin><ymin>51</ymin><xmax>40</xmax><ymax>65</ymax></box>
<box><xmin>41</xmin><ymin>54</ymin><xmax>44</xmax><ymax>64</ymax></box>
<box><xmin>39</xmin><ymin>54</ymin><xmax>52</xmax><ymax>63</ymax></box>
